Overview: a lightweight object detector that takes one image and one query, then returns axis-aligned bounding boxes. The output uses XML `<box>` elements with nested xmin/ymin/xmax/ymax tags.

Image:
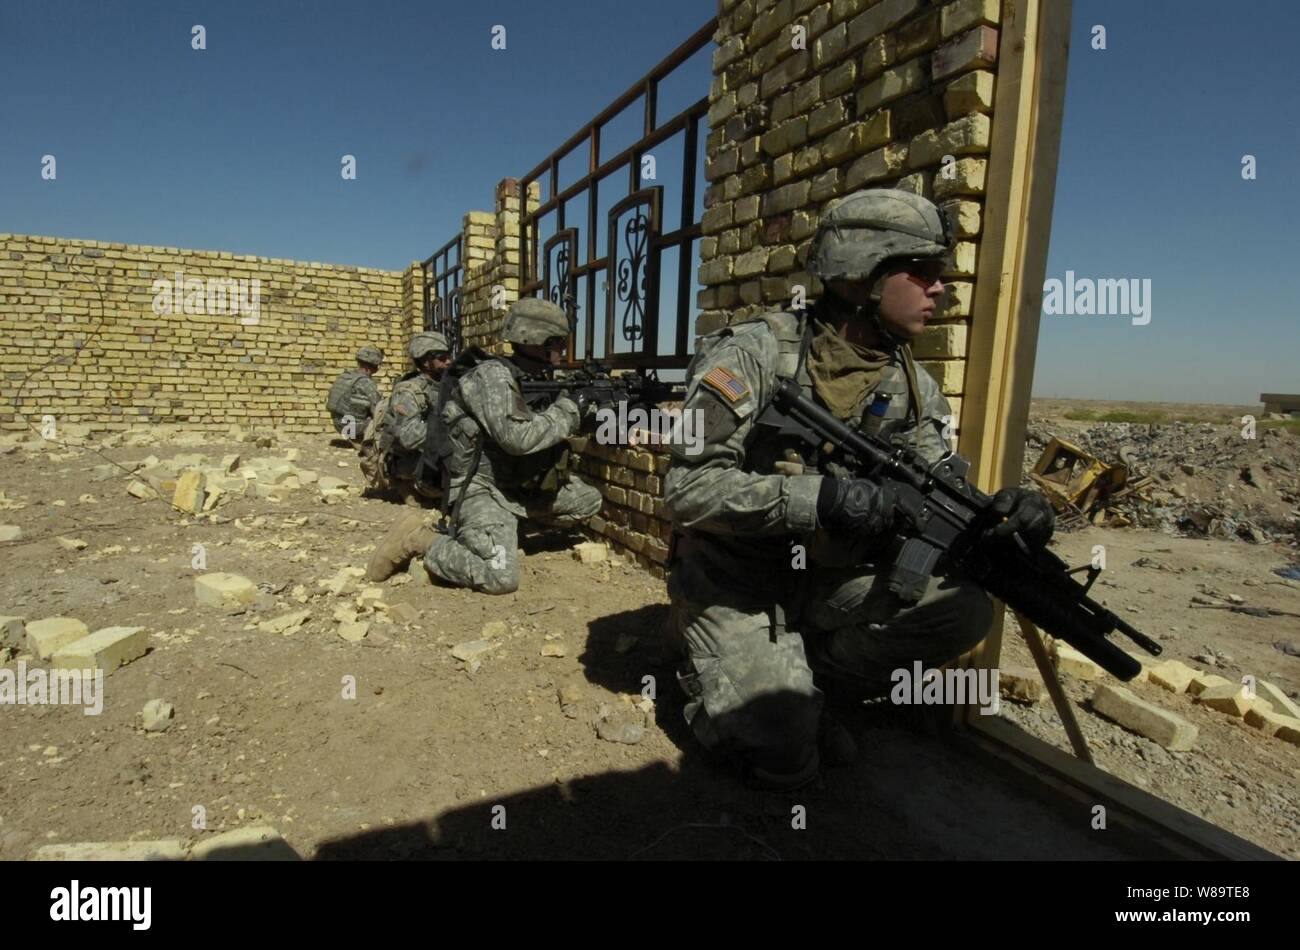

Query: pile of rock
<box><xmin>1023</xmin><ymin>419</ymin><xmax>1299</xmax><ymax>543</ymax></box>
<box><xmin>1</xmin><ymin>615</ymin><xmax>149</xmax><ymax>674</ymax></box>
<box><xmin>107</xmin><ymin>450</ymin><xmax>352</xmax><ymax>512</ymax></box>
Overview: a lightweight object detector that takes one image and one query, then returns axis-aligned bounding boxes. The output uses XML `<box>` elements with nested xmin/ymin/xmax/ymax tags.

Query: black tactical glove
<box><xmin>816</xmin><ymin>477</ymin><xmax>899</xmax><ymax>536</ymax></box>
<box><xmin>564</xmin><ymin>387</ymin><xmax>605</xmax><ymax>433</ymax></box>
<box><xmin>571</xmin><ymin>386</ymin><xmax>610</xmax><ymax>416</ymax></box>
<box><xmin>987</xmin><ymin>487</ymin><xmax>1055</xmax><ymax>548</ymax></box>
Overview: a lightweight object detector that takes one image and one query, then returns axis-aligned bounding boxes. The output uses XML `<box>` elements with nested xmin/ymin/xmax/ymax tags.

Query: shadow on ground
<box><xmin>313</xmin><ymin>678</ymin><xmax>1144</xmax><ymax>860</ymax></box>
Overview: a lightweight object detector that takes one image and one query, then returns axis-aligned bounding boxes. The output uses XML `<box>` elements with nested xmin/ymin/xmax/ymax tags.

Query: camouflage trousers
<box><xmin>425</xmin><ymin>476</ymin><xmax>602</xmax><ymax>595</ymax></box>
<box><xmin>669</xmin><ymin>565</ymin><xmax>993</xmax><ymax>778</ymax></box>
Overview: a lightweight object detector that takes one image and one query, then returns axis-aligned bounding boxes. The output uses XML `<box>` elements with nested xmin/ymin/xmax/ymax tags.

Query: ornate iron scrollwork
<box><xmin>450</xmin><ymin>286</ymin><xmax>462</xmax><ymax>355</ymax></box>
<box><xmin>607</xmin><ymin>188</ymin><xmax>661</xmax><ymax>350</ymax></box>
<box><xmin>544</xmin><ymin>229</ymin><xmax>579</xmax><ymax>332</ymax></box>
<box><xmin>616</xmin><ymin>214</ymin><xmax>649</xmax><ymax>342</ymax></box>
<box><xmin>549</xmin><ymin>243</ymin><xmax>570</xmax><ymax>308</ymax></box>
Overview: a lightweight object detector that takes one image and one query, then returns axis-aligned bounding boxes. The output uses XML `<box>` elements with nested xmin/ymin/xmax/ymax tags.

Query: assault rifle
<box><xmin>767</xmin><ymin>379</ymin><xmax>1162</xmax><ymax>681</ymax></box>
<box><xmin>518</xmin><ymin>364</ymin><xmax>683</xmax><ymax>411</ymax></box>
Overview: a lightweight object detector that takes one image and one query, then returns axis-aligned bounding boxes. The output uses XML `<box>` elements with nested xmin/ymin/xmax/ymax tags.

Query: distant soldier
<box><xmin>326</xmin><ymin>346</ymin><xmax>384</xmax><ymax>444</ymax></box>
<box><xmin>365</xmin><ymin>299</ymin><xmax>603</xmax><ymax>587</ymax></box>
<box><xmin>360</xmin><ymin>331</ymin><xmax>451</xmax><ymax>505</ymax></box>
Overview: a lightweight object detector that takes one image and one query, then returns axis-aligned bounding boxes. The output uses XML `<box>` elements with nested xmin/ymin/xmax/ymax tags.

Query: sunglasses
<box><xmin>893</xmin><ymin>256</ymin><xmax>948</xmax><ymax>287</ymax></box>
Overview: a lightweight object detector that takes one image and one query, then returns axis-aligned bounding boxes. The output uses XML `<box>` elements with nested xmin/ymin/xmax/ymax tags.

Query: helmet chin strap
<box><xmin>511</xmin><ymin>348</ymin><xmax>550</xmax><ymax>375</ymax></box>
<box><xmin>825</xmin><ymin>275</ymin><xmax>907</xmax><ymax>348</ymax></box>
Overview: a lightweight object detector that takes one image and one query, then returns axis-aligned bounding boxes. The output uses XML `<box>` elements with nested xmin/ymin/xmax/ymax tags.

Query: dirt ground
<box><xmin>1</xmin><ymin>409</ymin><xmax>1297</xmax><ymax>860</ymax></box>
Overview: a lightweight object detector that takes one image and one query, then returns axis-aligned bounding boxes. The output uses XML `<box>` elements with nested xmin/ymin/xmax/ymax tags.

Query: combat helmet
<box><xmin>356</xmin><ymin>345</ymin><xmax>384</xmax><ymax>367</ymax></box>
<box><xmin>500</xmin><ymin>298</ymin><xmax>570</xmax><ymax>346</ymax></box>
<box><xmin>408</xmin><ymin>331</ymin><xmax>450</xmax><ymax>361</ymax></box>
<box><xmin>807</xmin><ymin>189</ymin><xmax>952</xmax><ymax>283</ymax></box>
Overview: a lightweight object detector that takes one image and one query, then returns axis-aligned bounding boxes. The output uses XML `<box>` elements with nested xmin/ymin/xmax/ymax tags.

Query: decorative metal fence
<box><xmin>421</xmin><ymin>232</ymin><xmax>462</xmax><ymax>353</ymax></box>
<box><xmin>421</xmin><ymin>17</ymin><xmax>715</xmax><ymax>371</ymax></box>
<box><xmin>519</xmin><ymin>19</ymin><xmax>714</xmax><ymax>370</ymax></box>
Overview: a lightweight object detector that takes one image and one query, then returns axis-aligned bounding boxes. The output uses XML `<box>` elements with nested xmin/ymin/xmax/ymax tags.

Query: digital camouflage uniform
<box><xmin>424</xmin><ymin>353</ymin><xmax>601</xmax><ymax>594</ymax></box>
<box><xmin>664</xmin><ymin>189</ymin><xmax>994</xmax><ymax>785</ymax></box>
<box><xmin>385</xmin><ymin>370</ymin><xmax>441</xmax><ymax>487</ymax></box>
<box><xmin>360</xmin><ymin>332</ymin><xmax>447</xmax><ymax>500</ymax></box>
<box><xmin>327</xmin><ymin>359</ymin><xmax>382</xmax><ymax>439</ymax></box>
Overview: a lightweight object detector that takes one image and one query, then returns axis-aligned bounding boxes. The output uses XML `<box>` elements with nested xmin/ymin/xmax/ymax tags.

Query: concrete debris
<box><xmin>25</xmin><ymin>617</ymin><xmax>91</xmax><ymax>660</ymax></box>
<box><xmin>195</xmin><ymin>573</ymin><xmax>257</xmax><ymax>607</ymax></box>
<box><xmin>337</xmin><ymin>621</ymin><xmax>370</xmax><ymax>642</ymax></box>
<box><xmin>32</xmin><ymin>840</ymin><xmax>187</xmax><ymax>861</ymax></box>
<box><xmin>141</xmin><ymin>699</ymin><xmax>175</xmax><ymax>732</ymax></box>
<box><xmin>319</xmin><ymin>566</ymin><xmax>365</xmax><ymax>596</ymax></box>
<box><xmin>998</xmin><ymin>666</ymin><xmax>1045</xmax><ymax>703</ymax></box>
<box><xmin>1050</xmin><ymin>642</ymin><xmax>1103</xmax><ymax>680</ymax></box>
<box><xmin>451</xmin><ymin>639</ymin><xmax>494</xmax><ymax>663</ymax></box>
<box><xmin>1195</xmin><ymin>683</ymin><xmax>1264</xmax><ymax>719</ymax></box>
<box><xmin>1023</xmin><ymin>415</ymin><xmax>1300</xmax><ymax>541</ymax></box>
<box><xmin>573</xmin><ymin>541</ymin><xmax>608</xmax><ymax>564</ymax></box>
<box><xmin>257</xmin><ymin>609</ymin><xmax>311</xmax><ymax>635</ymax></box>
<box><xmin>51</xmin><ymin>626</ymin><xmax>149</xmax><ymax>674</ymax></box>
<box><xmin>172</xmin><ymin>470</ymin><xmax>206</xmax><ymax>512</ymax></box>
<box><xmin>1147</xmin><ymin>660</ymin><xmax>1199</xmax><ymax>694</ymax></box>
<box><xmin>1090</xmin><ymin>684</ymin><xmax>1198</xmax><ymax>751</ymax></box>
<box><xmin>190</xmin><ymin>826</ymin><xmax>298</xmax><ymax>861</ymax></box>
<box><xmin>595</xmin><ymin>704</ymin><xmax>647</xmax><ymax>745</ymax></box>
<box><xmin>385</xmin><ymin>602</ymin><xmax>419</xmax><ymax>625</ymax></box>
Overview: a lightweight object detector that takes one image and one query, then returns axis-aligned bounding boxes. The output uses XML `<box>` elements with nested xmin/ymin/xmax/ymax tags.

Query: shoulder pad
<box><xmin>735</xmin><ymin>309</ymin><xmax>806</xmax><ymax>380</ymax></box>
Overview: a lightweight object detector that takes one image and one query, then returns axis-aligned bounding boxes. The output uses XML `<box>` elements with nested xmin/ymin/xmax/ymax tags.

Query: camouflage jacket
<box><xmin>664</xmin><ymin>303</ymin><xmax>953</xmax><ymax>605</ymax></box>
<box><xmin>326</xmin><ymin>369</ymin><xmax>381</xmax><ymax>433</ymax></box>
<box><xmin>385</xmin><ymin>370</ymin><xmax>441</xmax><ymax>455</ymax></box>
<box><xmin>439</xmin><ymin>355</ymin><xmax>581</xmax><ymax>513</ymax></box>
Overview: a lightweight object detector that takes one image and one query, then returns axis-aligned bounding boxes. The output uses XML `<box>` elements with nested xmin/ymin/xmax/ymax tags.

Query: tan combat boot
<box><xmin>365</xmin><ymin>510</ymin><xmax>438</xmax><ymax>582</ymax></box>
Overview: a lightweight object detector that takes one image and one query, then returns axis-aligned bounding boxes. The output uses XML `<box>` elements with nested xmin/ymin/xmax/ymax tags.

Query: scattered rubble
<box><xmin>1089</xmin><ymin>684</ymin><xmax>1198</xmax><ymax>751</ymax></box>
<box><xmin>141</xmin><ymin>699</ymin><xmax>174</xmax><ymax>732</ymax></box>
<box><xmin>25</xmin><ymin>617</ymin><xmax>90</xmax><ymax>659</ymax></box>
<box><xmin>257</xmin><ymin>609</ymin><xmax>311</xmax><ymax>635</ymax></box>
<box><xmin>1024</xmin><ymin>417</ymin><xmax>1299</xmax><ymax>542</ymax></box>
<box><xmin>195</xmin><ymin>573</ymin><xmax>257</xmax><ymax>608</ymax></box>
<box><xmin>51</xmin><ymin>626</ymin><xmax>149</xmax><ymax>674</ymax></box>
<box><xmin>595</xmin><ymin>704</ymin><xmax>647</xmax><ymax>745</ymax></box>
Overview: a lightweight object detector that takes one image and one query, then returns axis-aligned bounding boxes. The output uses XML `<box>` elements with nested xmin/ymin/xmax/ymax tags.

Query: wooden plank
<box><xmin>964</xmin><ymin>718</ymin><xmax>1282</xmax><ymax>860</ymax></box>
<box><xmin>950</xmin><ymin>0</ymin><xmax>1073</xmax><ymax>726</ymax></box>
<box><xmin>958</xmin><ymin>0</ymin><xmax>1072</xmax><ymax>493</ymax></box>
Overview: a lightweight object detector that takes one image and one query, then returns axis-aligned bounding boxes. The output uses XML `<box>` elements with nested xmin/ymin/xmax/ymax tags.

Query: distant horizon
<box><xmin>1028</xmin><ymin>394</ymin><xmax>1267</xmax><ymax>408</ymax></box>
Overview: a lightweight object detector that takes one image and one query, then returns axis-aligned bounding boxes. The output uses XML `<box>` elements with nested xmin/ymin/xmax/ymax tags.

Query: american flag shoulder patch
<box><xmin>700</xmin><ymin>366</ymin><xmax>751</xmax><ymax>404</ymax></box>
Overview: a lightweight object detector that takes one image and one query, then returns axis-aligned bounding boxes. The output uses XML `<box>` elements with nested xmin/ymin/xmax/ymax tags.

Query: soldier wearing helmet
<box><xmin>662</xmin><ymin>188</ymin><xmax>1053</xmax><ymax>790</ymax></box>
<box><xmin>360</xmin><ymin>331</ymin><xmax>451</xmax><ymax>505</ymax></box>
<box><xmin>326</xmin><ymin>345</ymin><xmax>385</xmax><ymax>444</ymax></box>
<box><xmin>365</xmin><ymin>298</ymin><xmax>603</xmax><ymax>588</ymax></box>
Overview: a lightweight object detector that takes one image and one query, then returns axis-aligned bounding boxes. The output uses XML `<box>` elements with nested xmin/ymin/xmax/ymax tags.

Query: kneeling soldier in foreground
<box><xmin>664</xmin><ymin>189</ymin><xmax>1054</xmax><ymax>789</ymax></box>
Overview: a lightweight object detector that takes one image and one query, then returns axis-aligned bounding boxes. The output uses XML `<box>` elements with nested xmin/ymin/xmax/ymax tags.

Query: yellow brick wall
<box><xmin>0</xmin><ymin>234</ymin><xmax>422</xmax><ymax>435</ymax></box>
<box><xmin>456</xmin><ymin>178</ymin><xmax>541</xmax><ymax>354</ymax></box>
<box><xmin>698</xmin><ymin>0</ymin><xmax>1006</xmax><ymax>434</ymax></box>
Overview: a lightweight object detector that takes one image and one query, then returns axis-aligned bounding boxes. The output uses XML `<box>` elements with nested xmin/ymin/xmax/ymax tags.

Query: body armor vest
<box><xmin>740</xmin><ymin>309</ymin><xmax>916</xmax><ymax>479</ymax></box>
<box><xmin>434</xmin><ymin>350</ymin><xmax>570</xmax><ymax>498</ymax></box>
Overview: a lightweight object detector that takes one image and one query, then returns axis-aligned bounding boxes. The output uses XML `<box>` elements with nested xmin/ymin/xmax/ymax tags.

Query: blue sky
<box><xmin>1040</xmin><ymin>1</ymin><xmax>1299</xmax><ymax>404</ymax></box>
<box><xmin>2</xmin><ymin>1</ymin><xmax>1295</xmax><ymax>404</ymax></box>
